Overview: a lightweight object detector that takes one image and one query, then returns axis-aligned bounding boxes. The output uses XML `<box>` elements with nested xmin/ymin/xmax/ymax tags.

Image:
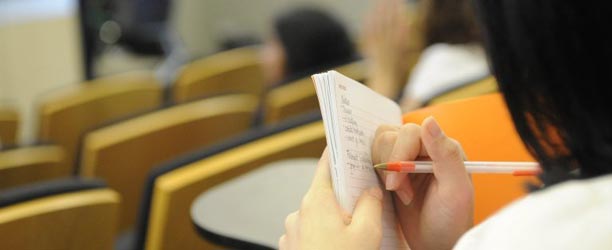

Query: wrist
<box><xmin>368</xmin><ymin>73</ymin><xmax>402</xmax><ymax>99</ymax></box>
<box><xmin>369</xmin><ymin>68</ymin><xmax>406</xmax><ymax>97</ymax></box>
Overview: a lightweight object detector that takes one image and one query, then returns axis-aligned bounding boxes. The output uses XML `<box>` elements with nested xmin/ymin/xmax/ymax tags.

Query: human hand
<box><xmin>279</xmin><ymin>148</ymin><xmax>384</xmax><ymax>250</ymax></box>
<box><xmin>372</xmin><ymin>117</ymin><xmax>474</xmax><ymax>250</ymax></box>
<box><xmin>361</xmin><ymin>0</ymin><xmax>412</xmax><ymax>98</ymax></box>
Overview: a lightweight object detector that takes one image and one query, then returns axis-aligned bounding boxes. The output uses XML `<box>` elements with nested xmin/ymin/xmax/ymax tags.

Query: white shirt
<box><xmin>455</xmin><ymin>174</ymin><xmax>612</xmax><ymax>249</ymax></box>
<box><xmin>403</xmin><ymin>43</ymin><xmax>489</xmax><ymax>102</ymax></box>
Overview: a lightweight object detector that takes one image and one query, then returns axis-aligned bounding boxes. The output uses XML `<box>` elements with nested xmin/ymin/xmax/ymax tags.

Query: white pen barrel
<box><xmin>411</xmin><ymin>161</ymin><xmax>540</xmax><ymax>174</ymax></box>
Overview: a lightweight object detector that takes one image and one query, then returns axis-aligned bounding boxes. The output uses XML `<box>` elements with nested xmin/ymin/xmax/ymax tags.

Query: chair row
<box><xmin>38</xmin><ymin>58</ymin><xmax>365</xmax><ymax>176</ymax></box>
<box><xmin>0</xmin><ymin>46</ymin><xmax>500</xmax><ymax>250</ymax></box>
<box><xmin>1</xmin><ymin>93</ymin><xmax>525</xmax><ymax>250</ymax></box>
<box><xmin>1</xmin><ymin>66</ymin><xmax>496</xmax><ymax>228</ymax></box>
<box><xmin>0</xmin><ymin>112</ymin><xmax>325</xmax><ymax>250</ymax></box>
<box><xmin>0</xmin><ymin>57</ymin><xmax>365</xmax><ymax>235</ymax></box>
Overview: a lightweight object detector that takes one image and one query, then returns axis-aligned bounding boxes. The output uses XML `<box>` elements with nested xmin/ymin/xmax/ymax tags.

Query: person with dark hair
<box><xmin>280</xmin><ymin>0</ymin><xmax>612</xmax><ymax>249</ymax></box>
<box><xmin>260</xmin><ymin>7</ymin><xmax>357</xmax><ymax>87</ymax></box>
<box><xmin>363</xmin><ymin>0</ymin><xmax>487</xmax><ymax>111</ymax></box>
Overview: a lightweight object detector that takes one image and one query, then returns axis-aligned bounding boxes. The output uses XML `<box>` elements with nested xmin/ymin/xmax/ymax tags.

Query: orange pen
<box><xmin>374</xmin><ymin>161</ymin><xmax>542</xmax><ymax>176</ymax></box>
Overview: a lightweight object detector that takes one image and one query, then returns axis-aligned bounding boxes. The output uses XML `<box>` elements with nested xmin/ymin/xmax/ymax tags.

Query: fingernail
<box><xmin>396</xmin><ymin>189</ymin><xmax>413</xmax><ymax>206</ymax></box>
<box><xmin>426</xmin><ymin>116</ymin><xmax>443</xmax><ymax>138</ymax></box>
<box><xmin>369</xmin><ymin>187</ymin><xmax>383</xmax><ymax>201</ymax></box>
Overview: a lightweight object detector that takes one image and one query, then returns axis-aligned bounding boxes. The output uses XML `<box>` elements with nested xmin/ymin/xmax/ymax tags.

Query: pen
<box><xmin>374</xmin><ymin>161</ymin><xmax>541</xmax><ymax>176</ymax></box>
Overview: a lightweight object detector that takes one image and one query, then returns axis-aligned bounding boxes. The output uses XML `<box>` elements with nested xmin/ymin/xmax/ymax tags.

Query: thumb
<box><xmin>421</xmin><ymin>116</ymin><xmax>469</xmax><ymax>189</ymax></box>
<box><xmin>350</xmin><ymin>187</ymin><xmax>383</xmax><ymax>233</ymax></box>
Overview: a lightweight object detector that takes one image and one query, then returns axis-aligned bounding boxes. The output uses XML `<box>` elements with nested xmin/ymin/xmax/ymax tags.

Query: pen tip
<box><xmin>373</xmin><ymin>163</ymin><xmax>387</xmax><ymax>169</ymax></box>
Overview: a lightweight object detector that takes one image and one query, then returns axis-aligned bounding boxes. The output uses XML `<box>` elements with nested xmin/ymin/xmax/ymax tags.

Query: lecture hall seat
<box><xmin>172</xmin><ymin>46</ymin><xmax>265</xmax><ymax>103</ymax></box>
<box><xmin>423</xmin><ymin>75</ymin><xmax>498</xmax><ymax>106</ymax></box>
<box><xmin>0</xmin><ymin>178</ymin><xmax>120</xmax><ymax>250</ymax></box>
<box><xmin>0</xmin><ymin>106</ymin><xmax>18</xmax><ymax>147</ymax></box>
<box><xmin>38</xmin><ymin>71</ymin><xmax>163</xmax><ymax>176</ymax></box>
<box><xmin>0</xmin><ymin>145</ymin><xmax>65</xmax><ymax>190</ymax></box>
<box><xmin>131</xmin><ymin>113</ymin><xmax>324</xmax><ymax>250</ymax></box>
<box><xmin>80</xmin><ymin>94</ymin><xmax>260</xmax><ymax>232</ymax></box>
<box><xmin>263</xmin><ymin>61</ymin><xmax>366</xmax><ymax>125</ymax></box>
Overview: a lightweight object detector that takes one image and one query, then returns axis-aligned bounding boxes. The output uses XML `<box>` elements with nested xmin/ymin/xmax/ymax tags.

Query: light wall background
<box><xmin>173</xmin><ymin>0</ymin><xmax>371</xmax><ymax>56</ymax></box>
<box><xmin>0</xmin><ymin>0</ymin><xmax>371</xmax><ymax>144</ymax></box>
<box><xmin>0</xmin><ymin>0</ymin><xmax>83</xmax><ymax>145</ymax></box>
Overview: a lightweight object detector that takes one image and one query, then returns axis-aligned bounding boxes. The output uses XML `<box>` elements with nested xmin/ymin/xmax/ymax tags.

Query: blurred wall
<box><xmin>0</xmin><ymin>0</ymin><xmax>369</xmax><ymax>145</ymax></box>
<box><xmin>0</xmin><ymin>0</ymin><xmax>83</xmax><ymax>144</ymax></box>
<box><xmin>172</xmin><ymin>0</ymin><xmax>370</xmax><ymax>56</ymax></box>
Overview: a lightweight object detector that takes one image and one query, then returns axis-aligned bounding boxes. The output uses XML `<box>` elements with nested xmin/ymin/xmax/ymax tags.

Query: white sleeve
<box><xmin>453</xmin><ymin>175</ymin><xmax>612</xmax><ymax>250</ymax></box>
<box><xmin>403</xmin><ymin>43</ymin><xmax>489</xmax><ymax>102</ymax></box>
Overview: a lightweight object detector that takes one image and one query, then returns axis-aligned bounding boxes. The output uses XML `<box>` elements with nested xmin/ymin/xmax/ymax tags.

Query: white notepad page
<box><xmin>313</xmin><ymin>71</ymin><xmax>408</xmax><ymax>250</ymax></box>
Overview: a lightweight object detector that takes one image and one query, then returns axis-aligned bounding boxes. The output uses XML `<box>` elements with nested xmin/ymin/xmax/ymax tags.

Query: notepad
<box><xmin>313</xmin><ymin>71</ymin><xmax>408</xmax><ymax>249</ymax></box>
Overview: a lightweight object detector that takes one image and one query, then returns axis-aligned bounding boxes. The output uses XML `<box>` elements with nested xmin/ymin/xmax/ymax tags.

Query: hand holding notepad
<box><xmin>312</xmin><ymin>71</ymin><xmax>535</xmax><ymax>249</ymax></box>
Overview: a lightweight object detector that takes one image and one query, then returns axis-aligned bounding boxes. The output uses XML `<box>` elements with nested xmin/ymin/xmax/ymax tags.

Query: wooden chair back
<box><xmin>38</xmin><ymin>71</ymin><xmax>162</xmax><ymax>175</ymax></box>
<box><xmin>0</xmin><ymin>145</ymin><xmax>64</xmax><ymax>189</ymax></box>
<box><xmin>173</xmin><ymin>46</ymin><xmax>265</xmax><ymax>103</ymax></box>
<box><xmin>0</xmin><ymin>180</ymin><xmax>120</xmax><ymax>250</ymax></box>
<box><xmin>144</xmin><ymin>119</ymin><xmax>325</xmax><ymax>250</ymax></box>
<box><xmin>263</xmin><ymin>61</ymin><xmax>365</xmax><ymax>125</ymax></box>
<box><xmin>0</xmin><ymin>107</ymin><xmax>18</xmax><ymax>147</ymax></box>
<box><xmin>80</xmin><ymin>94</ymin><xmax>259</xmax><ymax>231</ymax></box>
<box><xmin>425</xmin><ymin>76</ymin><xmax>498</xmax><ymax>106</ymax></box>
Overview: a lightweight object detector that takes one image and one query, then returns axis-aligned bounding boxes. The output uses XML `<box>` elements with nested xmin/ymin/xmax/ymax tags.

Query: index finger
<box><xmin>309</xmin><ymin>147</ymin><xmax>332</xmax><ymax>191</ymax></box>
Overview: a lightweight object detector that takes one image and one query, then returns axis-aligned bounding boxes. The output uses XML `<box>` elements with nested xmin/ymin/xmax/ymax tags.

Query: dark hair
<box><xmin>421</xmin><ymin>0</ymin><xmax>481</xmax><ymax>46</ymax></box>
<box><xmin>274</xmin><ymin>7</ymin><xmax>357</xmax><ymax>82</ymax></box>
<box><xmin>473</xmin><ymin>1</ymin><xmax>612</xmax><ymax>187</ymax></box>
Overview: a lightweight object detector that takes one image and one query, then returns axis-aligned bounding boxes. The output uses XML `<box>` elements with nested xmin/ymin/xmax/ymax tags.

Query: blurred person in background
<box><xmin>363</xmin><ymin>0</ymin><xmax>487</xmax><ymax>111</ymax></box>
<box><xmin>260</xmin><ymin>7</ymin><xmax>358</xmax><ymax>87</ymax></box>
<box><xmin>80</xmin><ymin>0</ymin><xmax>172</xmax><ymax>79</ymax></box>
